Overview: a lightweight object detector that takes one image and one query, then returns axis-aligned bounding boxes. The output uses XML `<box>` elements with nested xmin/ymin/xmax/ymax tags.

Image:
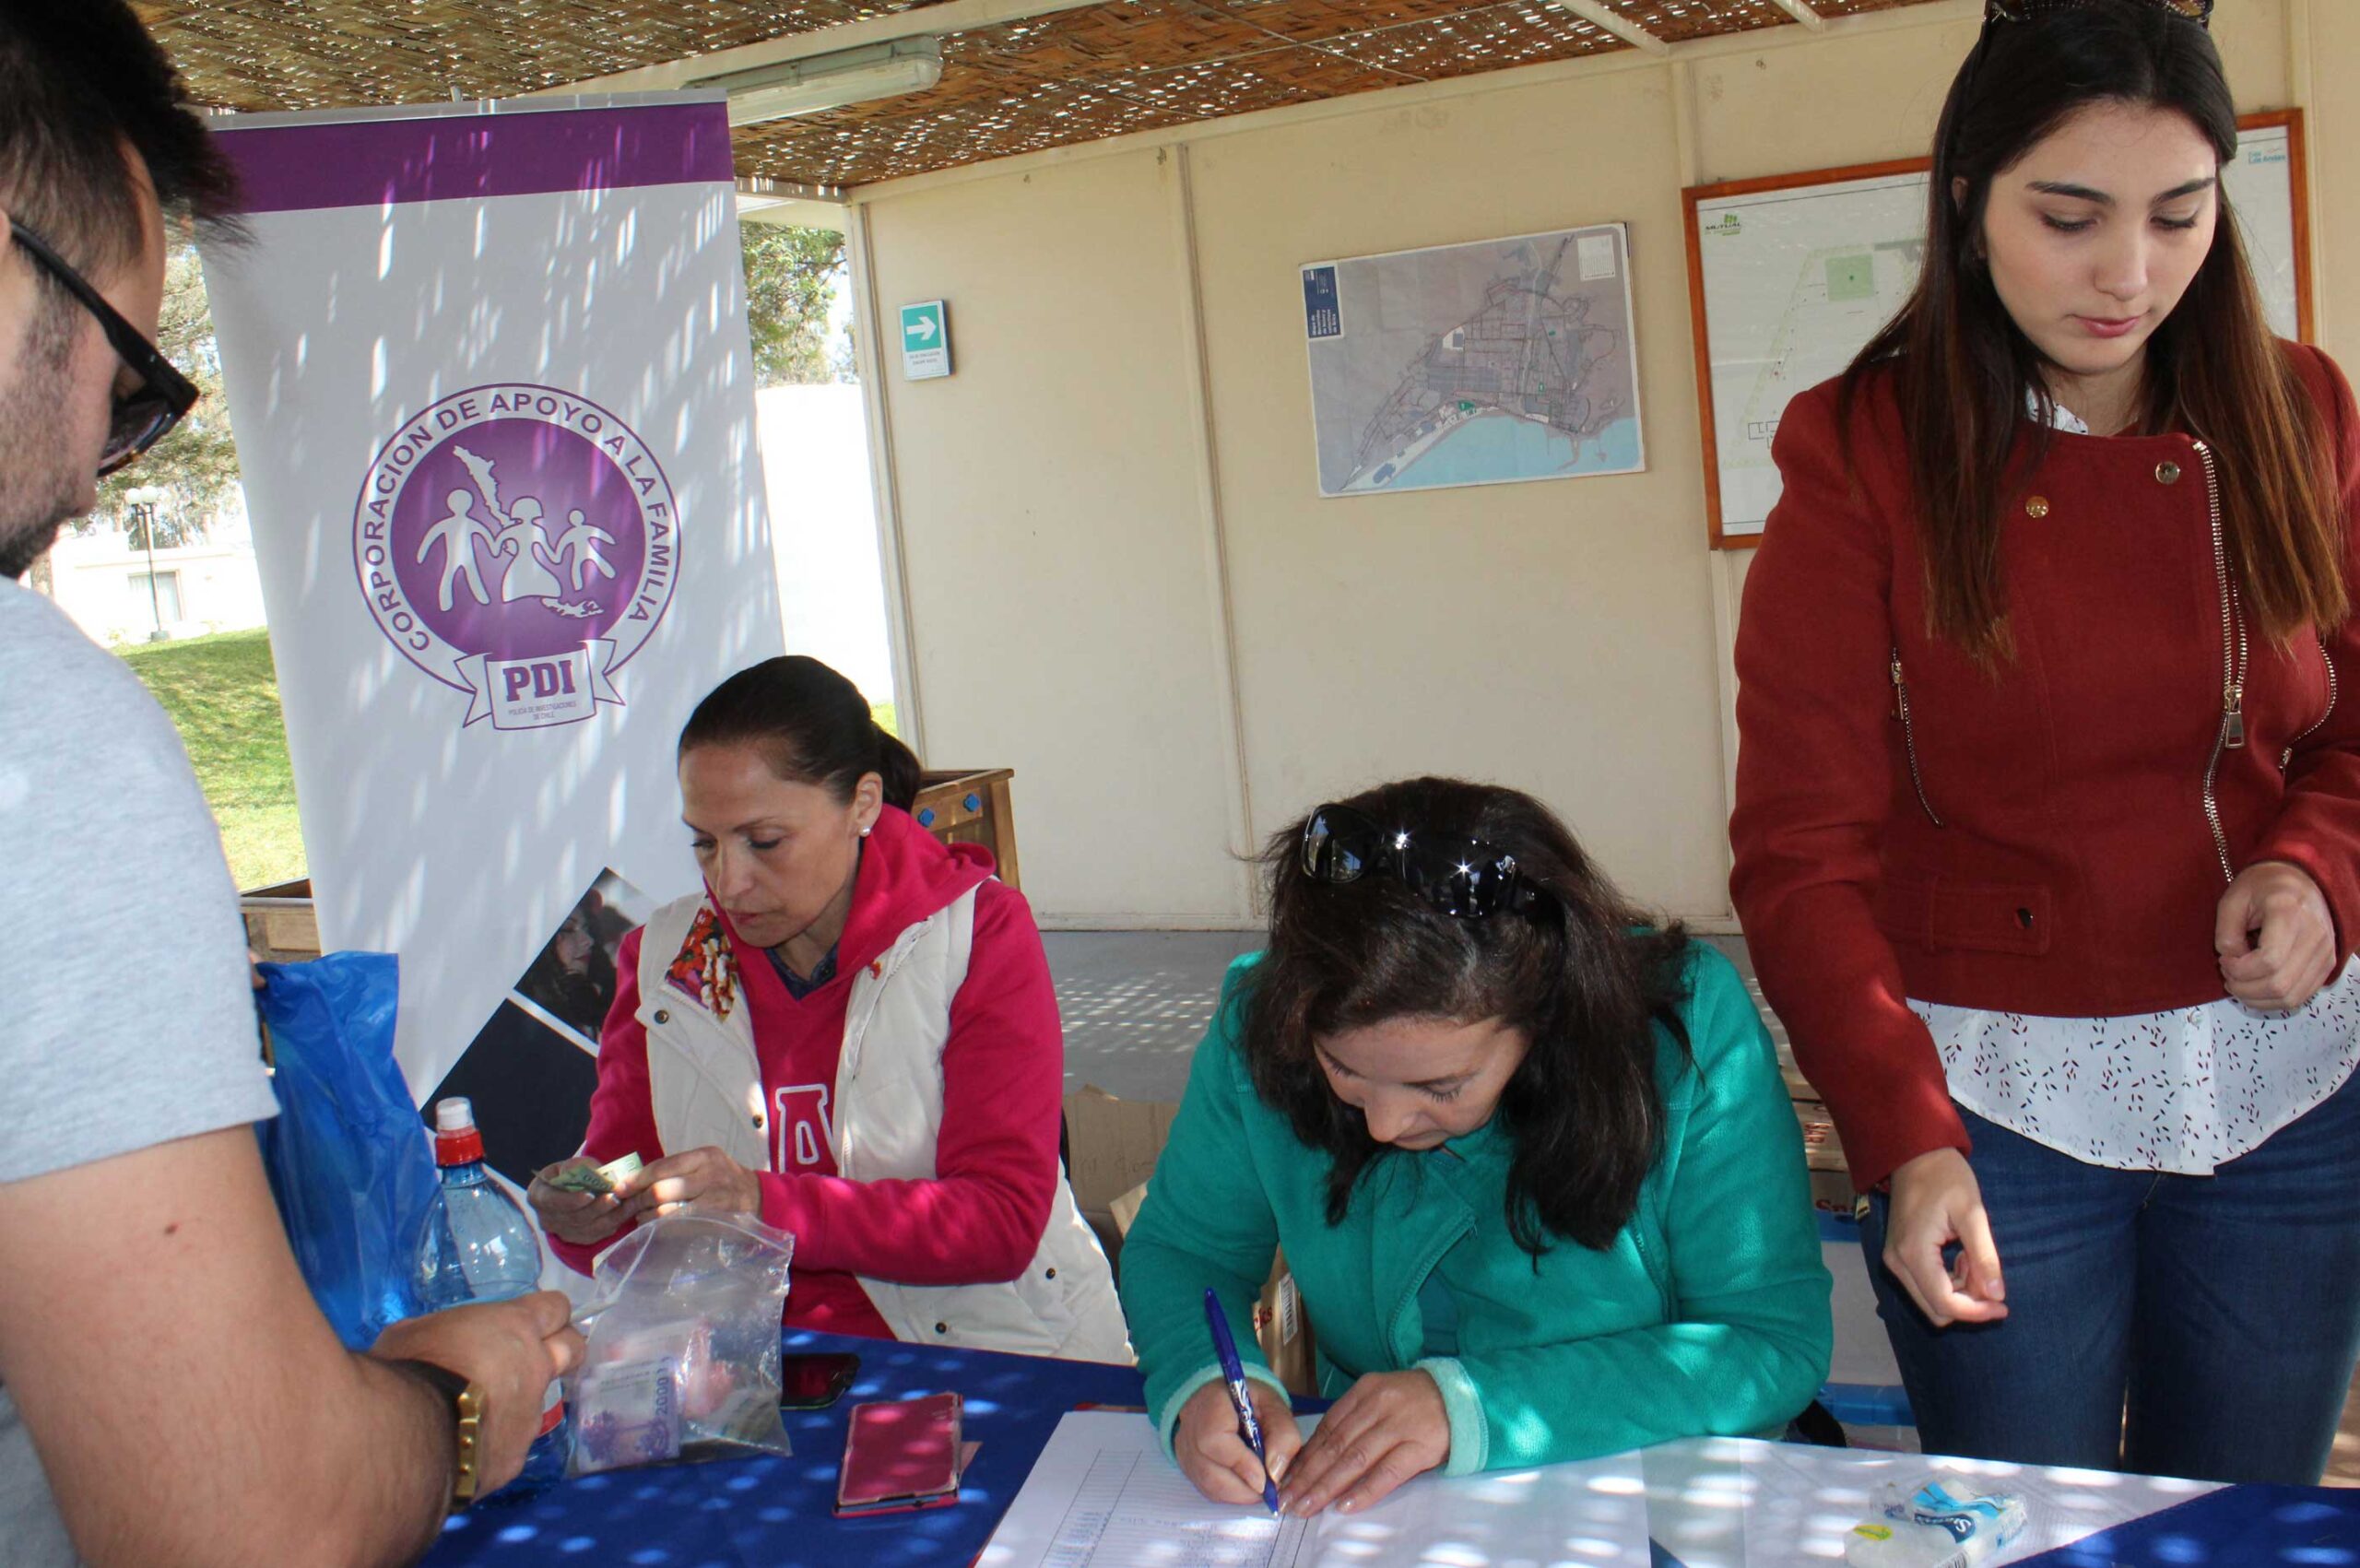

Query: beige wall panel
<box><xmin>1186</xmin><ymin>68</ymin><xmax>1735</xmax><ymax>920</ymax></box>
<box><xmin>1689</xmin><ymin>12</ymin><xmax>1981</xmax><ymax>183</ymax></box>
<box><xmin>2214</xmin><ymin>0</ymin><xmax>2296</xmax><ymax>112</ymax></box>
<box><xmin>860</xmin><ymin>151</ymin><xmax>1253</xmax><ymax>922</ymax></box>
<box><xmin>2307</xmin><ymin>0</ymin><xmax>2357</xmax><ymax>357</ymax></box>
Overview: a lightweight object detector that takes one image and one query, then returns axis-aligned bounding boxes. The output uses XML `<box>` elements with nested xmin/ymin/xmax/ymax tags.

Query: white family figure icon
<box><xmin>418</xmin><ymin>489</ymin><xmax>495</xmax><ymax>611</ymax></box>
<box><xmin>495</xmin><ymin>497</ymin><xmax>563</xmax><ymax>602</ymax></box>
<box><xmin>553</xmin><ymin>509</ymin><xmax>617</xmax><ymax>592</ymax></box>
<box><xmin>444</xmin><ymin>444</ymin><xmax>618</xmax><ymax>613</ymax></box>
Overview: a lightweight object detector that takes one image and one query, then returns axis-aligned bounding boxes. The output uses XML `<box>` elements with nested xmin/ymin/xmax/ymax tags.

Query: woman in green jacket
<box><xmin>1120</xmin><ymin>777</ymin><xmax>1832</xmax><ymax>1515</ymax></box>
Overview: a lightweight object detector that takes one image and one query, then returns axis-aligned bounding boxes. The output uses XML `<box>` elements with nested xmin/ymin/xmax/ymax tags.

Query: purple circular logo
<box><xmin>353</xmin><ymin>384</ymin><xmax>678</xmax><ymax>730</ymax></box>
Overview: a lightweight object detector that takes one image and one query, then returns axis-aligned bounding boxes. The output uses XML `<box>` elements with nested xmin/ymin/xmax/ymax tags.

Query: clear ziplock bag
<box><xmin>566</xmin><ymin>1212</ymin><xmax>797</xmax><ymax>1475</ymax></box>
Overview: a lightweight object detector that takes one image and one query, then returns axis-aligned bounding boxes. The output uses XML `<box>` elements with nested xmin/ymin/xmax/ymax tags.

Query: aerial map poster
<box><xmin>1687</xmin><ymin>111</ymin><xmax>2310</xmax><ymax>548</ymax></box>
<box><xmin>1301</xmin><ymin>222</ymin><xmax>1646</xmax><ymax>499</ymax></box>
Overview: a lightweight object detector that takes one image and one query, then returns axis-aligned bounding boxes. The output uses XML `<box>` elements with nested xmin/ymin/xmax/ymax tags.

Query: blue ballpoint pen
<box><xmin>1202</xmin><ymin>1287</ymin><xmax>1282</xmax><ymax>1515</ymax></box>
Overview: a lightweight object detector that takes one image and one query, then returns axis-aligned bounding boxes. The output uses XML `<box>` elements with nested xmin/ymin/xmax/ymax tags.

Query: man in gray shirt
<box><xmin>0</xmin><ymin>5</ymin><xmax>582</xmax><ymax>1563</ymax></box>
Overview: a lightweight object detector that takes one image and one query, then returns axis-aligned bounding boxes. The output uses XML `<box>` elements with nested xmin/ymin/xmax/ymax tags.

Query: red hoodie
<box><xmin>554</xmin><ymin>807</ymin><xmax>1066</xmax><ymax>1338</ymax></box>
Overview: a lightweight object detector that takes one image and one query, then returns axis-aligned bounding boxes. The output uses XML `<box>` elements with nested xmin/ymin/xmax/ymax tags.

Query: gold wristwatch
<box><xmin>394</xmin><ymin>1359</ymin><xmax>487</xmax><ymax>1508</ymax></box>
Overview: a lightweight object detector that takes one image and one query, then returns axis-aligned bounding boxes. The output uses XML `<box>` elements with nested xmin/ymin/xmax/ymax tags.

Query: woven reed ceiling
<box><xmin>136</xmin><ymin>0</ymin><xmax>1946</xmax><ymax>189</ymax></box>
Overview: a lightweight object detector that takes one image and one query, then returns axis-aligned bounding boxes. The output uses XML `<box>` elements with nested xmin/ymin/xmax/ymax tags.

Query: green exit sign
<box><xmin>899</xmin><ymin>300</ymin><xmax>950</xmax><ymax>381</ymax></box>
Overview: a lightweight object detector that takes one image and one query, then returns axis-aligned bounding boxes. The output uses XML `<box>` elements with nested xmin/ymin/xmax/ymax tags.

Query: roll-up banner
<box><xmin>203</xmin><ymin>96</ymin><xmax>783</xmax><ymax>1138</ymax></box>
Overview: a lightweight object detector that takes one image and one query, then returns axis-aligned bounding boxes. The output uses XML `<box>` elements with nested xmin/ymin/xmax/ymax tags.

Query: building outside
<box><xmin>40</xmin><ymin>489</ymin><xmax>267</xmax><ymax>647</ymax></box>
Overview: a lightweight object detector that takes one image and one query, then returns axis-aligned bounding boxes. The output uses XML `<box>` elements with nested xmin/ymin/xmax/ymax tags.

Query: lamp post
<box><xmin>125</xmin><ymin>485</ymin><xmax>168</xmax><ymax>642</ymax></box>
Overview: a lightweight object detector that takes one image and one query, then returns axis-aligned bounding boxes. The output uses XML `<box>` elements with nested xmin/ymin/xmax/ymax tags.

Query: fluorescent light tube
<box><xmin>694</xmin><ymin>39</ymin><xmax>944</xmax><ymax>125</ymax></box>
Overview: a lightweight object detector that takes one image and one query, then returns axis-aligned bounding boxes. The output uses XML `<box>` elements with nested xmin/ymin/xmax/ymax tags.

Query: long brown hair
<box><xmin>1241</xmin><ymin>777</ymin><xmax>1693</xmax><ymax>1256</ymax></box>
<box><xmin>1844</xmin><ymin>0</ymin><xmax>2342</xmax><ymax>665</ymax></box>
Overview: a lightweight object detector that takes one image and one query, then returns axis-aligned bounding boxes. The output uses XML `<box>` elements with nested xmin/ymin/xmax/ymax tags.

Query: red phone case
<box><xmin>781</xmin><ymin>1351</ymin><xmax>859</xmax><ymax>1409</ymax></box>
<box><xmin>835</xmin><ymin>1392</ymin><xmax>964</xmax><ymax>1516</ymax></box>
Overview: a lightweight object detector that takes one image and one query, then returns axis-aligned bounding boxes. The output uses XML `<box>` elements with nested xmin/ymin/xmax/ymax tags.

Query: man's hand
<box><xmin>0</xmin><ymin>1125</ymin><xmax>536</xmax><ymax>1566</ymax></box>
<box><xmin>528</xmin><ymin>1160</ymin><xmax>632</xmax><ymax>1247</ymax></box>
<box><xmin>617</xmin><ymin>1146</ymin><xmax>762</xmax><ymax>1222</ymax></box>
<box><xmin>1278</xmin><ymin>1369</ymin><xmax>1448</xmax><ymax>1517</ymax></box>
<box><xmin>2217</xmin><ymin>860</ymin><xmax>2338</xmax><ymax>1012</ymax></box>
<box><xmin>371</xmin><ymin>1292</ymin><xmax>583</xmax><ymax>1495</ymax></box>
<box><xmin>1882</xmin><ymin>1147</ymin><xmax>2007</xmax><ymax>1328</ymax></box>
<box><xmin>1173</xmin><ymin>1377</ymin><xmax>1303</xmax><ymax>1508</ymax></box>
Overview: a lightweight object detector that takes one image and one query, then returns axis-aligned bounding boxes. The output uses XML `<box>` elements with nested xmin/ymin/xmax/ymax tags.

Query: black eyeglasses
<box><xmin>1985</xmin><ymin>0</ymin><xmax>2210</xmax><ymax>26</ymax></box>
<box><xmin>1299</xmin><ymin>803</ymin><xmax>1549</xmax><ymax>920</ymax></box>
<box><xmin>7</xmin><ymin>218</ymin><xmax>197</xmax><ymax>477</ymax></box>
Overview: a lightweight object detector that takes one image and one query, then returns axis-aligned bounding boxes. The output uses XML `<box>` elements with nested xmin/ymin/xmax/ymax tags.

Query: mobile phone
<box><xmin>835</xmin><ymin>1391</ymin><xmax>963</xmax><ymax>1516</ymax></box>
<box><xmin>780</xmin><ymin>1351</ymin><xmax>860</xmax><ymax>1410</ymax></box>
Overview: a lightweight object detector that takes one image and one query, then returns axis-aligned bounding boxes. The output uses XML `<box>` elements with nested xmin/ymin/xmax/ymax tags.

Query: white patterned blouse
<box><xmin>1909</xmin><ymin>395</ymin><xmax>2360</xmax><ymax>1174</ymax></box>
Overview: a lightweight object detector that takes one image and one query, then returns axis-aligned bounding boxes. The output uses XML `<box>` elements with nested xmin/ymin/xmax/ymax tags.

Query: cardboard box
<box><xmin>1253</xmin><ymin>1260</ymin><xmax>1318</xmax><ymax>1397</ymax></box>
<box><xmin>1792</xmin><ymin>1097</ymin><xmax>1860</xmax><ymax>1217</ymax></box>
<box><xmin>1751</xmin><ymin>983</ymin><xmax>1859</xmax><ymax>1214</ymax></box>
<box><xmin>239</xmin><ymin>878</ymin><xmax>323</xmax><ymax>965</ymax></box>
<box><xmin>1063</xmin><ymin>1085</ymin><xmax>1178</xmax><ymax>1216</ymax></box>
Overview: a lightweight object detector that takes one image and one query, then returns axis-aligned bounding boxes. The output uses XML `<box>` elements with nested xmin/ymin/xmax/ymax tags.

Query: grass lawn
<box><xmin>118</xmin><ymin>627</ymin><xmax>306</xmax><ymax>892</ymax></box>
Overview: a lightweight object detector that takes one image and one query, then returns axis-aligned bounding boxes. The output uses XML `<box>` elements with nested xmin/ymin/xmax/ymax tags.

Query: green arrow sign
<box><xmin>899</xmin><ymin>301</ymin><xmax>950</xmax><ymax>381</ymax></box>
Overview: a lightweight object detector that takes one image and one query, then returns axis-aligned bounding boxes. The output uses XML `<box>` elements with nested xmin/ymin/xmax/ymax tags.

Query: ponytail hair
<box><xmin>678</xmin><ymin>656</ymin><xmax>922</xmax><ymax>810</ymax></box>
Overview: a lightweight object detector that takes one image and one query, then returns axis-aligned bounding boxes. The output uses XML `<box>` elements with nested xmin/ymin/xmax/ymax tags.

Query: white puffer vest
<box><xmin>635</xmin><ymin>890</ymin><xmax>1132</xmax><ymax>1363</ymax></box>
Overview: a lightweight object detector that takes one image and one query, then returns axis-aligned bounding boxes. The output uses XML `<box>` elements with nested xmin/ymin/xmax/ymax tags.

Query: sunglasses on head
<box><xmin>1985</xmin><ymin>0</ymin><xmax>2210</xmax><ymax>25</ymax></box>
<box><xmin>1299</xmin><ymin>803</ymin><xmax>1549</xmax><ymax>920</ymax></box>
<box><xmin>8</xmin><ymin>218</ymin><xmax>198</xmax><ymax>477</ymax></box>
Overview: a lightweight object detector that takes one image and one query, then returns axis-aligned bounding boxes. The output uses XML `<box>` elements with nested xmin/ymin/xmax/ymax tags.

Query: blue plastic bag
<box><xmin>254</xmin><ymin>953</ymin><xmax>439</xmax><ymax>1350</ymax></box>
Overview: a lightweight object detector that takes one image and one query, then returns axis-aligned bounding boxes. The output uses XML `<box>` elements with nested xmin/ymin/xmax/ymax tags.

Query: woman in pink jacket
<box><xmin>527</xmin><ymin>656</ymin><xmax>1127</xmax><ymax>1361</ymax></box>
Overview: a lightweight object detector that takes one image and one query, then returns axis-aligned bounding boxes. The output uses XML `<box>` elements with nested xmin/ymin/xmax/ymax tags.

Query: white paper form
<box><xmin>980</xmin><ymin>1411</ymin><xmax>1657</xmax><ymax>1568</ymax></box>
<box><xmin>1642</xmin><ymin>1437</ymin><xmax>2221</xmax><ymax>1568</ymax></box>
<box><xmin>1027</xmin><ymin>1440</ymin><xmax>1310</xmax><ymax>1568</ymax></box>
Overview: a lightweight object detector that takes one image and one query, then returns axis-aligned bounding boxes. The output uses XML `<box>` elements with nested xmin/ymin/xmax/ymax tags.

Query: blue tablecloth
<box><xmin>422</xmin><ymin>1330</ymin><xmax>2360</xmax><ymax>1568</ymax></box>
<box><xmin>419</xmin><ymin>1330</ymin><xmax>1147</xmax><ymax>1568</ymax></box>
<box><xmin>2032</xmin><ymin>1486</ymin><xmax>2360</xmax><ymax>1568</ymax></box>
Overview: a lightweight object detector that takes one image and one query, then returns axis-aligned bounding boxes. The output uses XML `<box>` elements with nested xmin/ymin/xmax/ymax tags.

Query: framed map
<box><xmin>1301</xmin><ymin>223</ymin><xmax>1646</xmax><ymax>499</ymax></box>
<box><xmin>1685</xmin><ymin>109</ymin><xmax>2313</xmax><ymax>549</ymax></box>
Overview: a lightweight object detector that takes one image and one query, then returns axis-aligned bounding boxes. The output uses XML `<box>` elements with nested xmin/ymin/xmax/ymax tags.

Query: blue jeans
<box><xmin>1858</xmin><ymin>1066</ymin><xmax>2360</xmax><ymax>1481</ymax></box>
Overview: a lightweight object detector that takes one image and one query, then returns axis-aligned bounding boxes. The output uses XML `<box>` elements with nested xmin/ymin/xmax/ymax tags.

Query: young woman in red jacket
<box><xmin>525</xmin><ymin>656</ymin><xmax>1128</xmax><ymax>1362</ymax></box>
<box><xmin>1730</xmin><ymin>0</ymin><xmax>2360</xmax><ymax>1480</ymax></box>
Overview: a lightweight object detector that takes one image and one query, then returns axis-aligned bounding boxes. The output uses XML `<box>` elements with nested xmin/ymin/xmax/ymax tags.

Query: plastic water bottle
<box><xmin>415</xmin><ymin>1096</ymin><xmax>570</xmax><ymax>1498</ymax></box>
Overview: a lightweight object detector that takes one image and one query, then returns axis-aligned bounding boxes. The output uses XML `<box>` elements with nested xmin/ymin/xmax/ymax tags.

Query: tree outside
<box><xmin>739</xmin><ymin>222</ymin><xmax>858</xmax><ymax>387</ymax></box>
<box><xmin>88</xmin><ymin>242</ymin><xmax>238</xmax><ymax>540</ymax></box>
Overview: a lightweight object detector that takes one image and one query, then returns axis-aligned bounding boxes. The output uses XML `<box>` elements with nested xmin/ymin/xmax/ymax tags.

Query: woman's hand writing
<box><xmin>1174</xmin><ymin>1376</ymin><xmax>1304</xmax><ymax>1509</ymax></box>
